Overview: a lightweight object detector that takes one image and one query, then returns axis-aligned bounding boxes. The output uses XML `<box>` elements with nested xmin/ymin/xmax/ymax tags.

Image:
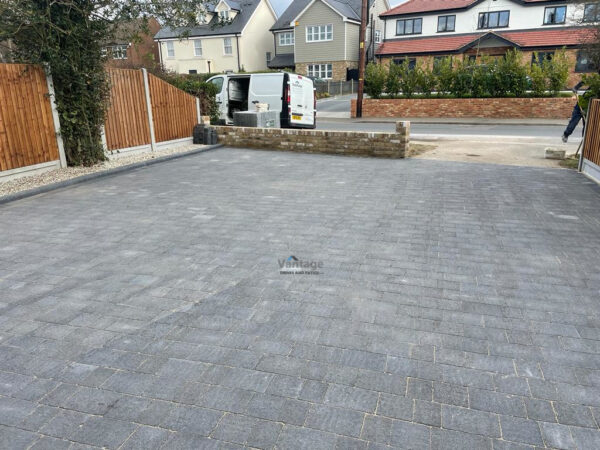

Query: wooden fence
<box><xmin>104</xmin><ymin>68</ymin><xmax>200</xmax><ymax>153</ymax></box>
<box><xmin>0</xmin><ymin>64</ymin><xmax>66</xmax><ymax>176</ymax></box>
<box><xmin>582</xmin><ymin>99</ymin><xmax>600</xmax><ymax>183</ymax></box>
<box><xmin>104</xmin><ymin>69</ymin><xmax>151</xmax><ymax>151</ymax></box>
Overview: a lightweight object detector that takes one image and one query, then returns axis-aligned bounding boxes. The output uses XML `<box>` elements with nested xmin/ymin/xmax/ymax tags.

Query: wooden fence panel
<box><xmin>148</xmin><ymin>73</ymin><xmax>197</xmax><ymax>143</ymax></box>
<box><xmin>104</xmin><ymin>69</ymin><xmax>151</xmax><ymax>151</ymax></box>
<box><xmin>0</xmin><ymin>64</ymin><xmax>59</xmax><ymax>172</ymax></box>
<box><xmin>583</xmin><ymin>99</ymin><xmax>600</xmax><ymax>167</ymax></box>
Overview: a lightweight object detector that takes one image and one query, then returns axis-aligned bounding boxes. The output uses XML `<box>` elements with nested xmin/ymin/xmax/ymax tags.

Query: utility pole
<box><xmin>356</xmin><ymin>0</ymin><xmax>368</xmax><ymax>118</ymax></box>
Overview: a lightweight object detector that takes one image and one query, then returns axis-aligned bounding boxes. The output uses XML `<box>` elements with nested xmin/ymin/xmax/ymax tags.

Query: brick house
<box><xmin>104</xmin><ymin>18</ymin><xmax>161</xmax><ymax>70</ymax></box>
<box><xmin>376</xmin><ymin>0</ymin><xmax>598</xmax><ymax>86</ymax></box>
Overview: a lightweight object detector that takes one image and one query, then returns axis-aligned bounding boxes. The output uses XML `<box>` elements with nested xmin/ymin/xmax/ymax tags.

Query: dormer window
<box><xmin>544</xmin><ymin>6</ymin><xmax>566</xmax><ymax>25</ymax></box>
<box><xmin>219</xmin><ymin>10</ymin><xmax>230</xmax><ymax>20</ymax></box>
<box><xmin>198</xmin><ymin>13</ymin><xmax>207</xmax><ymax>24</ymax></box>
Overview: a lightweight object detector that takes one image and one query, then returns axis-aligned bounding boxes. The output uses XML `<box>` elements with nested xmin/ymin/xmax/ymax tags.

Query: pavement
<box><xmin>1</xmin><ymin>148</ymin><xmax>600</xmax><ymax>449</ymax></box>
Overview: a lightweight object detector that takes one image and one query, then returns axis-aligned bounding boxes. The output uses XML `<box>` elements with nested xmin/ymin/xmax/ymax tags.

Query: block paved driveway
<box><xmin>1</xmin><ymin>148</ymin><xmax>600</xmax><ymax>450</ymax></box>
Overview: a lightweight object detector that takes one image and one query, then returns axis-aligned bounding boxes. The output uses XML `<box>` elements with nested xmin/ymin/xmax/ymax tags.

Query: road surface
<box><xmin>316</xmin><ymin>120</ymin><xmax>582</xmax><ymax>143</ymax></box>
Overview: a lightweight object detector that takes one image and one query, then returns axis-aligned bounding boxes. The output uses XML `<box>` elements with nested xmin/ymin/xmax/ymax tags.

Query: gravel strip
<box><xmin>0</xmin><ymin>144</ymin><xmax>206</xmax><ymax>198</ymax></box>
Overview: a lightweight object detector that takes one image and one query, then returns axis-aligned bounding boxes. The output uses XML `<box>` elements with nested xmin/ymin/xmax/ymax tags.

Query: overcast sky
<box><xmin>269</xmin><ymin>0</ymin><xmax>406</xmax><ymax>17</ymax></box>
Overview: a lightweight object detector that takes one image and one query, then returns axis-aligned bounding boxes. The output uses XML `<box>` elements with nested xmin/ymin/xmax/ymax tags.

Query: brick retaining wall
<box><xmin>214</xmin><ymin>123</ymin><xmax>410</xmax><ymax>158</ymax></box>
<box><xmin>350</xmin><ymin>97</ymin><xmax>575</xmax><ymax>119</ymax></box>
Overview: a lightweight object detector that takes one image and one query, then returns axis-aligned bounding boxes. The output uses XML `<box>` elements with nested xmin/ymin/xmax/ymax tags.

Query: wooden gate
<box><xmin>582</xmin><ymin>99</ymin><xmax>600</xmax><ymax>183</ymax></box>
<box><xmin>0</xmin><ymin>64</ymin><xmax>64</xmax><ymax>175</ymax></box>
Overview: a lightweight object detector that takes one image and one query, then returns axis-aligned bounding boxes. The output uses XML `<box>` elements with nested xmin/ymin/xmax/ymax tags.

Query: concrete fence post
<box><xmin>100</xmin><ymin>126</ymin><xmax>108</xmax><ymax>153</ymax></box>
<box><xmin>141</xmin><ymin>68</ymin><xmax>157</xmax><ymax>152</ymax></box>
<box><xmin>196</xmin><ymin>97</ymin><xmax>201</xmax><ymax>123</ymax></box>
<box><xmin>351</xmin><ymin>79</ymin><xmax>354</xmax><ymax>94</ymax></box>
<box><xmin>340</xmin><ymin>80</ymin><xmax>343</xmax><ymax>95</ymax></box>
<box><xmin>45</xmin><ymin>72</ymin><xmax>67</xmax><ymax>168</ymax></box>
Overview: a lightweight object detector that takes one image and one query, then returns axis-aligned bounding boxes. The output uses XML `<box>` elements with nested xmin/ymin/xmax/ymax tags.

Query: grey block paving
<box><xmin>0</xmin><ymin>147</ymin><xmax>600</xmax><ymax>449</ymax></box>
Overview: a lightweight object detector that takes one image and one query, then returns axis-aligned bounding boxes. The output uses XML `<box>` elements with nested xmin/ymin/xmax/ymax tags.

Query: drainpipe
<box><xmin>236</xmin><ymin>34</ymin><xmax>241</xmax><ymax>71</ymax></box>
<box><xmin>158</xmin><ymin>40</ymin><xmax>163</xmax><ymax>67</ymax></box>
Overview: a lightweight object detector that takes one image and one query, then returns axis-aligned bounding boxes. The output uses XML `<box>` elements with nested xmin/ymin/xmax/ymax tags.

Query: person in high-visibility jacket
<box><xmin>562</xmin><ymin>81</ymin><xmax>594</xmax><ymax>143</ymax></box>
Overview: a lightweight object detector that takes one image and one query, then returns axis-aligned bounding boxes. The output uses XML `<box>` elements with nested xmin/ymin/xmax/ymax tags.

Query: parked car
<box><xmin>207</xmin><ymin>72</ymin><xmax>316</xmax><ymax>129</ymax></box>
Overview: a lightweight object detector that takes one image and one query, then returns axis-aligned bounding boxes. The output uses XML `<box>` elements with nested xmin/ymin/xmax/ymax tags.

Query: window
<box><xmin>166</xmin><ymin>41</ymin><xmax>175</xmax><ymax>58</ymax></box>
<box><xmin>583</xmin><ymin>3</ymin><xmax>600</xmax><ymax>22</ymax></box>
<box><xmin>194</xmin><ymin>40</ymin><xmax>202</xmax><ymax>57</ymax></box>
<box><xmin>544</xmin><ymin>6</ymin><xmax>566</xmax><ymax>24</ymax></box>
<box><xmin>279</xmin><ymin>32</ymin><xmax>294</xmax><ymax>46</ymax></box>
<box><xmin>197</xmin><ymin>12</ymin><xmax>207</xmax><ymax>24</ymax></box>
<box><xmin>392</xmin><ymin>58</ymin><xmax>416</xmax><ymax>70</ymax></box>
<box><xmin>266</xmin><ymin>52</ymin><xmax>272</xmax><ymax>65</ymax></box>
<box><xmin>219</xmin><ymin>10</ymin><xmax>229</xmax><ymax>20</ymax></box>
<box><xmin>223</xmin><ymin>37</ymin><xmax>232</xmax><ymax>55</ymax></box>
<box><xmin>531</xmin><ymin>52</ymin><xmax>554</xmax><ymax>66</ymax></box>
<box><xmin>396</xmin><ymin>18</ymin><xmax>422</xmax><ymax>35</ymax></box>
<box><xmin>189</xmin><ymin>70</ymin><xmax>197</xmax><ymax>74</ymax></box>
<box><xmin>210</xmin><ymin>77</ymin><xmax>224</xmax><ymax>92</ymax></box>
<box><xmin>307</xmin><ymin>63</ymin><xmax>332</xmax><ymax>79</ymax></box>
<box><xmin>478</xmin><ymin>11</ymin><xmax>510</xmax><ymax>29</ymax></box>
<box><xmin>107</xmin><ymin>45</ymin><xmax>128</xmax><ymax>60</ymax></box>
<box><xmin>437</xmin><ymin>15</ymin><xmax>456</xmax><ymax>32</ymax></box>
<box><xmin>576</xmin><ymin>51</ymin><xmax>596</xmax><ymax>72</ymax></box>
<box><xmin>375</xmin><ymin>30</ymin><xmax>381</xmax><ymax>43</ymax></box>
<box><xmin>306</xmin><ymin>24</ymin><xmax>333</xmax><ymax>42</ymax></box>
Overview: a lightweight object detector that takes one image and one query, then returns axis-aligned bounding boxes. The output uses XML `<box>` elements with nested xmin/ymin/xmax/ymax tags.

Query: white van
<box><xmin>207</xmin><ymin>72</ymin><xmax>316</xmax><ymax>129</ymax></box>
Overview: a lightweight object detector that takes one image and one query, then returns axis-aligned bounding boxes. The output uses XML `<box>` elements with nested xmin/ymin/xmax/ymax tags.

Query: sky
<box><xmin>269</xmin><ymin>0</ymin><xmax>406</xmax><ymax>17</ymax></box>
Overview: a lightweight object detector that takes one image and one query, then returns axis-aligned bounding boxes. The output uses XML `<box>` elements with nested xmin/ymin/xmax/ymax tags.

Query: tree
<box><xmin>0</xmin><ymin>1</ymin><xmax>210</xmax><ymax>166</ymax></box>
<box><xmin>573</xmin><ymin>0</ymin><xmax>600</xmax><ymax>69</ymax></box>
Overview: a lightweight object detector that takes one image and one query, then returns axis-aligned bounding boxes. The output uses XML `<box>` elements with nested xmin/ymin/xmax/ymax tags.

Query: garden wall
<box><xmin>214</xmin><ymin>123</ymin><xmax>410</xmax><ymax>158</ymax></box>
<box><xmin>350</xmin><ymin>97</ymin><xmax>575</xmax><ymax>119</ymax></box>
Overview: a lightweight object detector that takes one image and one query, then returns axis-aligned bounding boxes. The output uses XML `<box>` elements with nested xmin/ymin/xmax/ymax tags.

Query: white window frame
<box><xmin>223</xmin><ymin>37</ymin><xmax>233</xmax><ymax>55</ymax></box>
<box><xmin>279</xmin><ymin>31</ymin><xmax>294</xmax><ymax>46</ymax></box>
<box><xmin>194</xmin><ymin>39</ymin><xmax>202</xmax><ymax>57</ymax></box>
<box><xmin>166</xmin><ymin>41</ymin><xmax>175</xmax><ymax>58</ymax></box>
<box><xmin>374</xmin><ymin>30</ymin><xmax>381</xmax><ymax>43</ymax></box>
<box><xmin>266</xmin><ymin>52</ymin><xmax>272</xmax><ymax>65</ymax></box>
<box><xmin>219</xmin><ymin>10</ymin><xmax>230</xmax><ymax>20</ymax></box>
<box><xmin>307</xmin><ymin>63</ymin><xmax>332</xmax><ymax>79</ymax></box>
<box><xmin>306</xmin><ymin>24</ymin><xmax>333</xmax><ymax>42</ymax></box>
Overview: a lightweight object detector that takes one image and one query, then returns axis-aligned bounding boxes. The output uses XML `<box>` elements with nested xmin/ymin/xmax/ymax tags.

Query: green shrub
<box><xmin>364</xmin><ymin>62</ymin><xmax>387</xmax><ymax>98</ymax></box>
<box><xmin>397</xmin><ymin>59</ymin><xmax>420</xmax><ymax>98</ymax></box>
<box><xmin>385</xmin><ymin>62</ymin><xmax>402</xmax><ymax>97</ymax></box>
<box><xmin>436</xmin><ymin>57</ymin><xmax>454</xmax><ymax>95</ymax></box>
<box><xmin>418</xmin><ymin>66</ymin><xmax>437</xmax><ymax>97</ymax></box>
<box><xmin>529</xmin><ymin>58</ymin><xmax>547</xmax><ymax>97</ymax></box>
<box><xmin>470</xmin><ymin>57</ymin><xmax>493</xmax><ymax>97</ymax></box>
<box><xmin>545</xmin><ymin>49</ymin><xmax>570</xmax><ymax>95</ymax></box>
<box><xmin>451</xmin><ymin>59</ymin><xmax>471</xmax><ymax>97</ymax></box>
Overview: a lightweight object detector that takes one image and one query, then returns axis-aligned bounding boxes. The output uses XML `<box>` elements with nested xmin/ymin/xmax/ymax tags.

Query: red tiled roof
<box><xmin>381</xmin><ymin>0</ymin><xmax>556</xmax><ymax>16</ymax></box>
<box><xmin>377</xmin><ymin>33</ymin><xmax>481</xmax><ymax>54</ymax></box>
<box><xmin>501</xmin><ymin>27</ymin><xmax>596</xmax><ymax>47</ymax></box>
<box><xmin>376</xmin><ymin>27</ymin><xmax>596</xmax><ymax>55</ymax></box>
<box><xmin>381</xmin><ymin>0</ymin><xmax>476</xmax><ymax>16</ymax></box>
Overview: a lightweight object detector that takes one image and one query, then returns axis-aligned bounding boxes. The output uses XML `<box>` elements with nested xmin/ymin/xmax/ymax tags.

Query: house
<box><xmin>269</xmin><ymin>0</ymin><xmax>390</xmax><ymax>81</ymax></box>
<box><xmin>103</xmin><ymin>18</ymin><xmax>161</xmax><ymax>70</ymax></box>
<box><xmin>376</xmin><ymin>0</ymin><xmax>597</xmax><ymax>85</ymax></box>
<box><xmin>154</xmin><ymin>0</ymin><xmax>277</xmax><ymax>74</ymax></box>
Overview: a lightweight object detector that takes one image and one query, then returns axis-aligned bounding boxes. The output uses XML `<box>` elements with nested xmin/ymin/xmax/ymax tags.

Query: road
<box><xmin>317</xmin><ymin>120</ymin><xmax>582</xmax><ymax>143</ymax></box>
